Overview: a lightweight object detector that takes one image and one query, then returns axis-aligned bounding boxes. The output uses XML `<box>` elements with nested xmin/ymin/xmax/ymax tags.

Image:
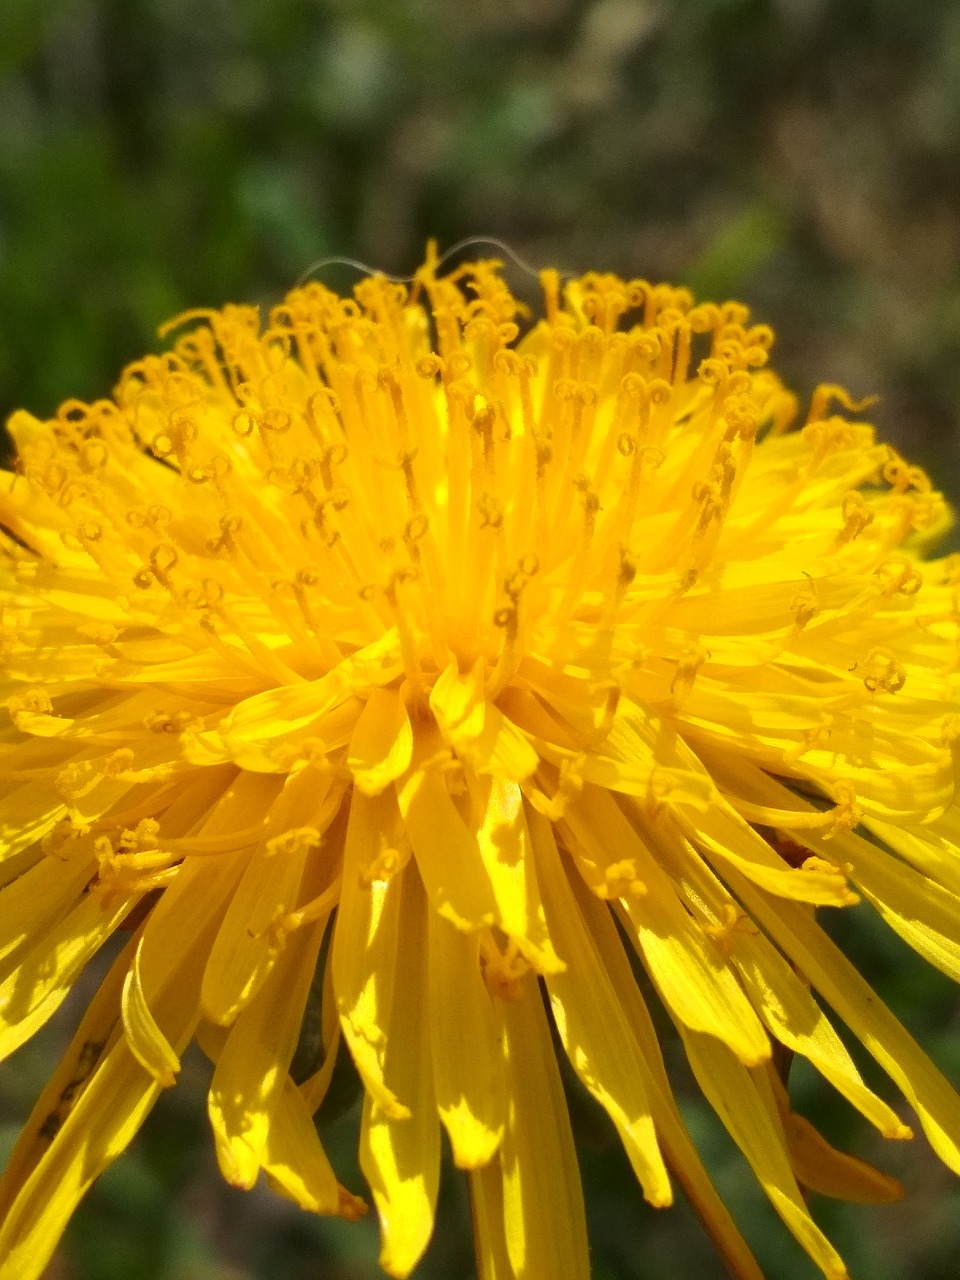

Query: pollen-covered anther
<box><xmin>55</xmin><ymin>748</ymin><xmax>137</xmax><ymax>801</ymax></box>
<box><xmin>378</xmin><ymin>567</ymin><xmax>425</xmax><ymax>691</ymax></box>
<box><xmin>909</xmin><ymin>490</ymin><xmax>947</xmax><ymax>531</ymax></box>
<box><xmin>126</xmin><ymin>502</ymin><xmax>172</xmax><ymax>535</ymax></box>
<box><xmin>479</xmin><ymin>933</ymin><xmax>531</xmax><ymax>1002</ymax></box>
<box><xmin>834</xmin><ymin>491</ymin><xmax>874</xmax><ymax>548</ymax></box>
<box><xmin>415</xmin><ymin>353</ymin><xmax>445</xmax><ymax>380</ymax></box>
<box><xmin>108</xmin><ymin>748</ymin><xmax>137</xmax><ymax>774</ymax></box>
<box><xmin>806</xmin><ymin>383</ymin><xmax>879</xmax><ymax>427</ymax></box>
<box><xmin>692</xmin><ymin>479</ymin><xmax>723</xmax><ymax>534</ymax></box>
<box><xmin>530</xmin><ymin>758</ymin><xmax>585</xmax><ymax>822</ymax></box>
<box><xmin>265</xmin><ymin>826</ymin><xmax>322</xmax><ymax>859</ymax></box>
<box><xmin>402</xmin><ymin>514</ymin><xmax>429</xmax><ymax>562</ymax></box>
<box><xmin>823</xmin><ymin>782</ymin><xmax>862</xmax><ymax>836</ymax></box>
<box><xmin>78</xmin><ymin>439</ymin><xmax>109</xmax><ymax>473</ymax></box>
<box><xmin>182</xmin><ymin>577</ymin><xmax>225</xmax><ymax>612</ymax></box>
<box><xmin>599</xmin><ymin>858</ymin><xmax>646</xmax><ymax>900</ymax></box>
<box><xmin>802</xmin><ymin>420</ymin><xmax>859</xmax><ymax>472</ymax></box>
<box><xmin>76</xmin><ymin>622</ymin><xmax>122</xmax><ymax>655</ymax></box>
<box><xmin>862</xmin><ymin>651</ymin><xmax>907</xmax><ymax>695</ymax></box>
<box><xmin>616</xmin><ymin>547</ymin><xmax>638</xmax><ymax>592</ymax></box>
<box><xmin>6</xmin><ymin>688</ymin><xmax>55</xmax><ymax>724</ymax></box>
<box><xmin>670</xmin><ymin>644</ymin><xmax>709</xmax><ymax>708</ymax></box>
<box><xmin>247</xmin><ymin>903</ymin><xmax>294</xmax><ymax>951</ymax></box>
<box><xmin>504</xmin><ymin>555</ymin><xmax>539</xmax><ymax>600</ymax></box>
<box><xmin>359</xmin><ymin>842</ymin><xmax>408</xmax><ymax>887</ymax></box>
<box><xmin>93</xmin><ymin>830</ymin><xmax>180</xmax><ymax>899</ymax></box>
<box><xmin>574</xmin><ymin>476</ymin><xmax>601</xmax><ymax>522</ymax></box>
<box><xmin>206</xmin><ymin>514</ymin><xmax>243</xmax><ymax>557</ymax></box>
<box><xmin>723</xmin><ymin>399</ymin><xmax>759</xmax><ymax>442</ymax></box>
<box><xmin>940</xmin><ymin>714</ymin><xmax>960</xmax><ymax>748</ymax></box>
<box><xmin>734</xmin><ymin>784</ymin><xmax>861</xmax><ymax>836</ymax></box>
<box><xmin>186</xmin><ymin>454</ymin><xmax>232</xmax><ymax>486</ymax></box>
<box><xmin>645</xmin><ymin>377</ymin><xmax>674</xmax><ymax>409</ymax></box>
<box><xmin>702</xmin><ymin>903</ymin><xmax>758</xmax><ymax>957</ymax></box>
<box><xmin>132</xmin><ymin>544</ymin><xmax>180</xmax><ymax>593</ymax></box>
<box><xmin>278</xmin><ymin>876</ymin><xmax>341</xmax><ymax>940</ymax></box>
<box><xmin>556</xmin><ymin>376</ymin><xmax>599</xmax><ymax>409</ymax></box>
<box><xmin>790</xmin><ymin>578</ymin><xmax>820</xmax><ymax>628</ymax></box>
<box><xmin>60</xmin><ymin>521</ymin><xmax>103</xmax><ymax>554</ymax></box>
<box><xmin>484</xmin><ymin>558</ymin><xmax>539</xmax><ymax>698</ymax></box>
<box><xmin>477</xmin><ymin>492</ymin><xmax>502</xmax><ymax>529</ymax></box>
<box><xmin>119</xmin><ymin>820</ymin><xmax>161</xmax><ymax>851</ymax></box>
<box><xmin>469</xmin><ymin>395</ymin><xmax>498</xmax><ymax>438</ymax></box>
<box><xmin>697</xmin><ymin>357</ymin><xmax>730</xmax><ymax>389</ymax></box>
<box><xmin>883</xmin><ymin>452</ymin><xmax>933</xmax><ymax>495</ymax></box>
<box><xmin>801</xmin><ymin>855</ymin><xmax>858</xmax><ymax>904</ymax></box>
<box><xmin>784</xmin><ymin>718</ymin><xmax>833</xmax><ymax>763</ymax></box>
<box><xmin>41</xmin><ymin>817</ymin><xmax>88</xmax><ymax>859</ymax></box>
<box><xmin>875</xmin><ymin>558</ymin><xmax>923</xmax><ymax>597</ymax></box>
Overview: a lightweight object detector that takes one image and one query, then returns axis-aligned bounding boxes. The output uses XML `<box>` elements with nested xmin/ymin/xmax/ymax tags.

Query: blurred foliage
<box><xmin>2</xmin><ymin>1</ymin><xmax>960</xmax><ymax>1278</ymax></box>
<box><xmin>3</xmin><ymin>0</ymin><xmax>960</xmax><ymax>487</ymax></box>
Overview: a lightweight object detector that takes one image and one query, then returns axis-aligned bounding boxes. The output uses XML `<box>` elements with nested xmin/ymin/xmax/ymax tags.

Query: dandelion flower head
<box><xmin>3</xmin><ymin>249</ymin><xmax>960</xmax><ymax>1280</ymax></box>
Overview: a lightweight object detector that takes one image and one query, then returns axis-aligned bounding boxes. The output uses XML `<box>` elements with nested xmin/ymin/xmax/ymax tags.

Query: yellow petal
<box><xmin>568</xmin><ymin>868</ymin><xmax>765</xmax><ymax>1280</ymax></box>
<box><xmin>263</xmin><ymin>1078</ymin><xmax>363</xmax><ymax>1217</ymax></box>
<box><xmin>733</xmin><ymin>931</ymin><xmax>909</xmax><ymax>1138</ymax></box>
<box><xmin>395</xmin><ymin>724</ymin><xmax>497</xmax><ymax>931</ymax></box>
<box><xmin>359</xmin><ymin>863</ymin><xmax>440</xmax><ymax>1276</ymax></box>
<box><xmin>208</xmin><ymin>914</ymin><xmax>325</xmax><ymax>1187</ymax></box>
<box><xmin>811</xmin><ymin>826</ymin><xmax>960</xmax><ymax>984</ymax></box>
<box><xmin>785</xmin><ymin>1107</ymin><xmax>902</xmax><ymax>1204</ymax></box>
<box><xmin>201</xmin><ymin>770</ymin><xmax>339</xmax><ymax>1023</ymax></box>
<box><xmin>725</xmin><ymin>866</ymin><xmax>960</xmax><ymax>1176</ymax></box>
<box><xmin>0</xmin><ymin>935</ymin><xmax>132</xmax><ymax>1227</ymax></box>
<box><xmin>682</xmin><ymin>1029</ymin><xmax>848</xmax><ymax>1280</ymax></box>
<box><xmin>0</xmin><ymin>889</ymin><xmax>133</xmax><ymax>1063</ymax></box>
<box><xmin>361</xmin><ymin>1098</ymin><xmax>439</xmax><ymax>1277</ymax></box>
<box><xmin>620</xmin><ymin>718</ymin><xmax>853</xmax><ymax>906</ymax></box>
<box><xmin>185</xmin><ymin>676</ymin><xmax>343</xmax><ymax>769</ymax></box>
<box><xmin>563</xmin><ymin>785</ymin><xmax>769</xmax><ymax>1065</ymax></box>
<box><xmin>0</xmin><ymin>847</ymin><xmax>230</xmax><ymax>1280</ymax></box>
<box><xmin>348</xmin><ymin>686</ymin><xmax>413</xmax><ymax>796</ymax></box>
<box><xmin>332</xmin><ymin>789</ymin><xmax>411</xmax><ymax>1119</ymax></box>
<box><xmin>766</xmin><ymin>1072</ymin><xmax>902</xmax><ymax>1204</ymax></box>
<box><xmin>469</xmin><ymin>1159</ymin><xmax>516</xmax><ymax>1280</ymax></box>
<box><xmin>684</xmin><ymin>798</ymin><xmax>854</xmax><ymax>906</ymax></box>
<box><xmin>468</xmin><ymin>774</ymin><xmax>564</xmax><ymax>974</ymax></box>
<box><xmin>430</xmin><ymin>659</ymin><xmax>538</xmax><ymax>781</ymax></box>
<box><xmin>651</xmin><ymin>816</ymin><xmax>909</xmax><ymax>1139</ymax></box>
<box><xmin>664</xmin><ymin>737</ymin><xmax>852</xmax><ymax>905</ymax></box>
<box><xmin>499</xmin><ymin>977</ymin><xmax>591</xmax><ymax>1280</ymax></box>
<box><xmin>0</xmin><ymin>781</ymin><xmax>66</xmax><ymax>866</ymax></box>
<box><xmin>867</xmin><ymin>815</ymin><xmax>960</xmax><ymax>899</ymax></box>
<box><xmin>0</xmin><ymin>845</ymin><xmax>96</xmax><ymax>977</ymax></box>
<box><xmin>120</xmin><ymin>935</ymin><xmax>181</xmax><ymax>1087</ymax></box>
<box><xmin>530</xmin><ymin>807</ymin><xmax>671</xmax><ymax>1205</ymax></box>
<box><xmin>428</xmin><ymin>909</ymin><xmax>505</xmax><ymax>1168</ymax></box>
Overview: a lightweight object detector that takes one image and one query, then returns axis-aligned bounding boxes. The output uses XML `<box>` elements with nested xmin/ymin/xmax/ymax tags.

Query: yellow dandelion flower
<box><xmin>3</xmin><ymin>248</ymin><xmax>960</xmax><ymax>1280</ymax></box>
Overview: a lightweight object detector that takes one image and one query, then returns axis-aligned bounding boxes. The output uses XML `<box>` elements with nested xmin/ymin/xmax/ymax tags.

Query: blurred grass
<box><xmin>2</xmin><ymin>2</ymin><xmax>960</xmax><ymax>1278</ymax></box>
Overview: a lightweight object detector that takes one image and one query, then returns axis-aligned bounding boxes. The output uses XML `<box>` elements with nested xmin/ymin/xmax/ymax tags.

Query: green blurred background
<box><xmin>2</xmin><ymin>1</ymin><xmax>960</xmax><ymax>1278</ymax></box>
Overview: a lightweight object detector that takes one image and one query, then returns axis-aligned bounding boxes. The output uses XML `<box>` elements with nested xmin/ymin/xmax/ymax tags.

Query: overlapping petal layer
<box><xmin>1</xmin><ymin>252</ymin><xmax>959</xmax><ymax>1280</ymax></box>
